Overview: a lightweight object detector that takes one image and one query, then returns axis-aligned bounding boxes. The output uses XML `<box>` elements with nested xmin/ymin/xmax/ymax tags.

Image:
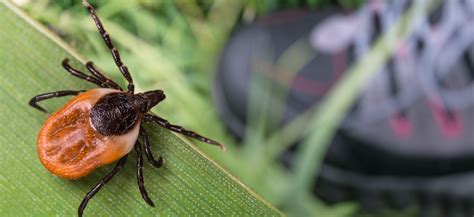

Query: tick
<box><xmin>28</xmin><ymin>1</ymin><xmax>225</xmax><ymax>216</ymax></box>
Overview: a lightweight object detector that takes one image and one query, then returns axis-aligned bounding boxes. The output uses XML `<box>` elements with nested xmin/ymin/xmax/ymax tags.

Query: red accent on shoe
<box><xmin>428</xmin><ymin>98</ymin><xmax>464</xmax><ymax>138</ymax></box>
<box><xmin>389</xmin><ymin>113</ymin><xmax>413</xmax><ymax>138</ymax></box>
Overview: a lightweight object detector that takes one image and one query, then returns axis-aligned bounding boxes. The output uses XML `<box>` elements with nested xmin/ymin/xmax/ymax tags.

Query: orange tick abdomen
<box><xmin>37</xmin><ymin>88</ymin><xmax>140</xmax><ymax>179</ymax></box>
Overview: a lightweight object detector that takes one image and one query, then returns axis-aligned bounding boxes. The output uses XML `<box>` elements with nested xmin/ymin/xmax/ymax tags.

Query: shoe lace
<box><xmin>343</xmin><ymin>0</ymin><xmax>474</xmax><ymax>136</ymax></box>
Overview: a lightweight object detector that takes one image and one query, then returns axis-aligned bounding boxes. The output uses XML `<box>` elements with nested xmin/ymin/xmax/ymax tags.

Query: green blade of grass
<box><xmin>0</xmin><ymin>1</ymin><xmax>282</xmax><ymax>216</ymax></box>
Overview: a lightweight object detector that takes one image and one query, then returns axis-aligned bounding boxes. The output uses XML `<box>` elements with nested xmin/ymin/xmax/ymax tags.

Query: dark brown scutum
<box><xmin>90</xmin><ymin>92</ymin><xmax>139</xmax><ymax>136</ymax></box>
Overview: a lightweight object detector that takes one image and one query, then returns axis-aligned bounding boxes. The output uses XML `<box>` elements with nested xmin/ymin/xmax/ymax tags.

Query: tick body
<box><xmin>29</xmin><ymin>1</ymin><xmax>225</xmax><ymax>216</ymax></box>
<box><xmin>37</xmin><ymin>88</ymin><xmax>141</xmax><ymax>179</ymax></box>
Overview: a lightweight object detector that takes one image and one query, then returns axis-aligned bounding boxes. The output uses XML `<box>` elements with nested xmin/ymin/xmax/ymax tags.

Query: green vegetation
<box><xmin>0</xmin><ymin>1</ymin><xmax>281</xmax><ymax>216</ymax></box>
<box><xmin>1</xmin><ymin>0</ymin><xmax>434</xmax><ymax>216</ymax></box>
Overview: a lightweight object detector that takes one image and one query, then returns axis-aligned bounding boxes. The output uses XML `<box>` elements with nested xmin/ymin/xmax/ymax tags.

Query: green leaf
<box><xmin>0</xmin><ymin>1</ymin><xmax>282</xmax><ymax>216</ymax></box>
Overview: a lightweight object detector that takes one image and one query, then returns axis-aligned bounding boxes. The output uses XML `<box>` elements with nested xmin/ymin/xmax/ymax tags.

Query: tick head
<box><xmin>134</xmin><ymin>90</ymin><xmax>166</xmax><ymax>113</ymax></box>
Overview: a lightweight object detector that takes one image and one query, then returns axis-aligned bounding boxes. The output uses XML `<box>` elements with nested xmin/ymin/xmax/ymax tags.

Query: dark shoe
<box><xmin>214</xmin><ymin>1</ymin><xmax>474</xmax><ymax>216</ymax></box>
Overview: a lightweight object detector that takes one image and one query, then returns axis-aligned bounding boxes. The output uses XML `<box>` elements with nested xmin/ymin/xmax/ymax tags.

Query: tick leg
<box><xmin>82</xmin><ymin>0</ymin><xmax>135</xmax><ymax>93</ymax></box>
<box><xmin>144</xmin><ymin>114</ymin><xmax>226</xmax><ymax>151</ymax></box>
<box><xmin>140</xmin><ymin>126</ymin><xmax>164</xmax><ymax>168</ymax></box>
<box><xmin>29</xmin><ymin>90</ymin><xmax>84</xmax><ymax>113</ymax></box>
<box><xmin>78</xmin><ymin>155</ymin><xmax>128</xmax><ymax>217</ymax></box>
<box><xmin>135</xmin><ymin>141</ymin><xmax>155</xmax><ymax>207</ymax></box>
<box><xmin>85</xmin><ymin>61</ymin><xmax>123</xmax><ymax>91</ymax></box>
<box><xmin>62</xmin><ymin>59</ymin><xmax>107</xmax><ymax>88</ymax></box>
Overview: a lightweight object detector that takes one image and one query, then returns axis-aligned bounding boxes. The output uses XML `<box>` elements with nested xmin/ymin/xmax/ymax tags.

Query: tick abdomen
<box><xmin>37</xmin><ymin>88</ymin><xmax>139</xmax><ymax>179</ymax></box>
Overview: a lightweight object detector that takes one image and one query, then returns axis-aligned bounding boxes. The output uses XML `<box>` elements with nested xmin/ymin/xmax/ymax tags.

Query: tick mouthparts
<box><xmin>134</xmin><ymin>90</ymin><xmax>165</xmax><ymax>113</ymax></box>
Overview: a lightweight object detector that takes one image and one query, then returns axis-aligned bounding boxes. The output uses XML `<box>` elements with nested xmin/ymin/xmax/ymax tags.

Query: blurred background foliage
<box><xmin>13</xmin><ymin>0</ymin><xmax>415</xmax><ymax>216</ymax></box>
